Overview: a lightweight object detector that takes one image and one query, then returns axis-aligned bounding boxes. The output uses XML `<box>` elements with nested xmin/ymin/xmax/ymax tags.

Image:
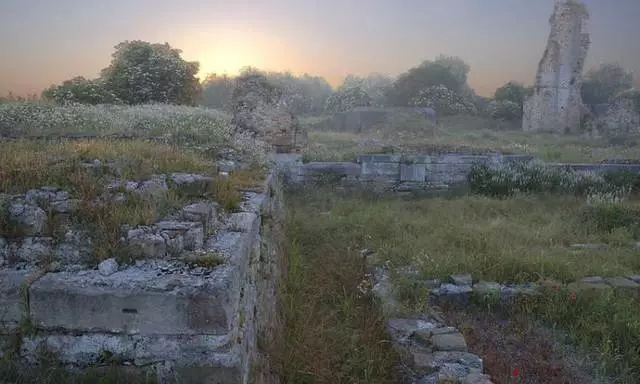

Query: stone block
<box><xmin>604</xmin><ymin>277</ymin><xmax>640</xmax><ymax>289</ymax></box>
<box><xmin>450</xmin><ymin>274</ymin><xmax>473</xmax><ymax>286</ymax></box>
<box><xmin>29</xmin><ymin>263</ymin><xmax>245</xmax><ymax>335</ymax></box>
<box><xmin>360</xmin><ymin>162</ymin><xmax>400</xmax><ymax>181</ymax></box>
<box><xmin>400</xmin><ymin>164</ymin><xmax>426</xmax><ymax>182</ymax></box>
<box><xmin>431</xmin><ymin>332</ymin><xmax>468</xmax><ymax>352</ymax></box>
<box><xmin>356</xmin><ymin>154</ymin><xmax>401</xmax><ymax>164</ymax></box>
<box><xmin>227</xmin><ymin>212</ymin><xmax>259</xmax><ymax>233</ymax></box>
<box><xmin>20</xmin><ymin>334</ymin><xmax>137</xmax><ymax>365</ymax></box>
<box><xmin>0</xmin><ymin>269</ymin><xmax>35</xmax><ymax>331</ymax></box>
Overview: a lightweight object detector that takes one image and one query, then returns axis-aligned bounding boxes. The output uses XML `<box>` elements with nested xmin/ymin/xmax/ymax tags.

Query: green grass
<box><xmin>303</xmin><ymin>114</ymin><xmax>640</xmax><ymax>163</ymax></box>
<box><xmin>284</xmin><ymin>186</ymin><xmax>640</xmax><ymax>382</ymax></box>
<box><xmin>278</xmin><ymin>192</ymin><xmax>402</xmax><ymax>383</ymax></box>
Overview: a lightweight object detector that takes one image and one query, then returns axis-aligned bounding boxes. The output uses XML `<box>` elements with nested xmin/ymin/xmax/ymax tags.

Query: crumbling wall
<box><xmin>523</xmin><ymin>0</ymin><xmax>590</xmax><ymax>133</ymax></box>
<box><xmin>0</xmin><ymin>171</ymin><xmax>286</xmax><ymax>384</ymax></box>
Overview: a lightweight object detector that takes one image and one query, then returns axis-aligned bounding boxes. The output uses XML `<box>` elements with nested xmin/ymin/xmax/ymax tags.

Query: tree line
<box><xmin>16</xmin><ymin>40</ymin><xmax>635</xmax><ymax>121</ymax></box>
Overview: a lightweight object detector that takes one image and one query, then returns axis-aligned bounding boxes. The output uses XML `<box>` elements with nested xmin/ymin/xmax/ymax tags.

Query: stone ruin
<box><xmin>523</xmin><ymin>0</ymin><xmax>590</xmax><ymax>134</ymax></box>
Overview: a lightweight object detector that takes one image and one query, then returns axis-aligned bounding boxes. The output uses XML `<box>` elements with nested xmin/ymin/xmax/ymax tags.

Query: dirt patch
<box><xmin>438</xmin><ymin>306</ymin><xmax>601</xmax><ymax>384</ymax></box>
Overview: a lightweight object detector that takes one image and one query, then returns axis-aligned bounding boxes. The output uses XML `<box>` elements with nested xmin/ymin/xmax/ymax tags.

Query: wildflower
<box><xmin>511</xmin><ymin>367</ymin><xmax>523</xmax><ymax>383</ymax></box>
<box><xmin>569</xmin><ymin>291</ymin><xmax>577</xmax><ymax>302</ymax></box>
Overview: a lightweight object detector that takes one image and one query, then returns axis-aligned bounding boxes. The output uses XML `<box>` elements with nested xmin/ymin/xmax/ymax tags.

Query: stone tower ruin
<box><xmin>522</xmin><ymin>0</ymin><xmax>590</xmax><ymax>133</ymax></box>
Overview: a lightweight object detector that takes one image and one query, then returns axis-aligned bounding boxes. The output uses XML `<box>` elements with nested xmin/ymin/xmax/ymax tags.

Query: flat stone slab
<box><xmin>29</xmin><ymin>263</ymin><xmax>245</xmax><ymax>336</ymax></box>
<box><xmin>604</xmin><ymin>277</ymin><xmax>640</xmax><ymax>289</ymax></box>
<box><xmin>431</xmin><ymin>332</ymin><xmax>468</xmax><ymax>352</ymax></box>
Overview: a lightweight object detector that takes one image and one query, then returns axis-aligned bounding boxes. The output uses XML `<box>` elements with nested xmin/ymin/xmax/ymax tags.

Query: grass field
<box><xmin>301</xmin><ymin>114</ymin><xmax>640</xmax><ymax>163</ymax></box>
<box><xmin>282</xmin><ymin>186</ymin><xmax>640</xmax><ymax>383</ymax></box>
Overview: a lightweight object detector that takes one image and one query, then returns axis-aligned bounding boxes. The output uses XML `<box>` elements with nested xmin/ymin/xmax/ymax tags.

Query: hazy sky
<box><xmin>1</xmin><ymin>0</ymin><xmax>639</xmax><ymax>97</ymax></box>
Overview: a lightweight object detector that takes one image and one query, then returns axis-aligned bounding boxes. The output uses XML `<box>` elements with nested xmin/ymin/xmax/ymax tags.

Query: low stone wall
<box><xmin>0</xmin><ymin>172</ymin><xmax>286</xmax><ymax>384</ymax></box>
<box><xmin>275</xmin><ymin>153</ymin><xmax>640</xmax><ymax>193</ymax></box>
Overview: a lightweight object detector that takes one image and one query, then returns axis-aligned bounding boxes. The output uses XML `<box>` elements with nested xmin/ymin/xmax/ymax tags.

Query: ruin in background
<box><xmin>523</xmin><ymin>0</ymin><xmax>590</xmax><ymax>134</ymax></box>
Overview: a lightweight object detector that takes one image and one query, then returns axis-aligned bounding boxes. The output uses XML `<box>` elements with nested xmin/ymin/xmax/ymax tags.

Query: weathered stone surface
<box><xmin>604</xmin><ymin>277</ymin><xmax>639</xmax><ymax>289</ymax></box>
<box><xmin>581</xmin><ymin>276</ymin><xmax>604</xmax><ymax>284</ymax></box>
<box><xmin>472</xmin><ymin>281</ymin><xmax>501</xmax><ymax>295</ymax></box>
<box><xmin>628</xmin><ymin>275</ymin><xmax>640</xmax><ymax>284</ymax></box>
<box><xmin>413</xmin><ymin>351</ymin><xmax>483</xmax><ymax>374</ymax></box>
<box><xmin>0</xmin><ymin>269</ymin><xmax>36</xmax><ymax>331</ymax></box>
<box><xmin>133</xmin><ymin>334</ymin><xmax>231</xmax><ymax>366</ymax></box>
<box><xmin>29</xmin><ymin>266</ymin><xmax>240</xmax><ymax>335</ymax></box>
<box><xmin>9</xmin><ymin>203</ymin><xmax>46</xmax><ymax>235</ymax></box>
<box><xmin>431</xmin><ymin>332</ymin><xmax>468</xmax><ymax>352</ymax></box>
<box><xmin>20</xmin><ymin>333</ymin><xmax>137</xmax><ymax>365</ymax></box>
<box><xmin>462</xmin><ymin>373</ymin><xmax>494</xmax><ymax>384</ymax></box>
<box><xmin>227</xmin><ymin>212</ymin><xmax>259</xmax><ymax>233</ymax></box>
<box><xmin>54</xmin><ymin>230</ymin><xmax>93</xmax><ymax>265</ymax></box>
<box><xmin>523</xmin><ymin>0</ymin><xmax>590</xmax><ymax>133</ymax></box>
<box><xmin>98</xmin><ymin>258</ymin><xmax>119</xmax><ymax>276</ymax></box>
<box><xmin>126</xmin><ymin>227</ymin><xmax>167</xmax><ymax>259</ymax></box>
<box><xmin>566</xmin><ymin>281</ymin><xmax>611</xmax><ymax>291</ymax></box>
<box><xmin>400</xmin><ymin>163</ymin><xmax>426</xmax><ymax>182</ymax></box>
<box><xmin>450</xmin><ymin>274</ymin><xmax>473</xmax><ymax>286</ymax></box>
<box><xmin>182</xmin><ymin>203</ymin><xmax>216</xmax><ymax>230</ymax></box>
<box><xmin>0</xmin><ymin>238</ymin><xmax>8</xmax><ymax>266</ymax></box>
<box><xmin>168</xmin><ymin>173</ymin><xmax>214</xmax><ymax>196</ymax></box>
<box><xmin>16</xmin><ymin>237</ymin><xmax>54</xmax><ymax>264</ymax></box>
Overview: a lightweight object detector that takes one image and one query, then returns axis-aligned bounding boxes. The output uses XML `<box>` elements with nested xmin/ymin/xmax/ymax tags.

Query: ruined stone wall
<box><xmin>275</xmin><ymin>153</ymin><xmax>640</xmax><ymax>193</ymax></box>
<box><xmin>523</xmin><ymin>0</ymin><xmax>590</xmax><ymax>133</ymax></box>
<box><xmin>0</xmin><ymin>171</ymin><xmax>286</xmax><ymax>384</ymax></box>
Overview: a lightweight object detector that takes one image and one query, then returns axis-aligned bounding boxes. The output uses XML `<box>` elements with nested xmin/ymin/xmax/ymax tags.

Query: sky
<box><xmin>1</xmin><ymin>0</ymin><xmax>639</xmax><ymax>97</ymax></box>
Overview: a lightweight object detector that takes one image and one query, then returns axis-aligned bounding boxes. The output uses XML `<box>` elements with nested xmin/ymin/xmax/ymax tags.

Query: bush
<box><xmin>324</xmin><ymin>84</ymin><xmax>372</xmax><ymax>113</ymax></box>
<box><xmin>410</xmin><ymin>85</ymin><xmax>477</xmax><ymax>116</ymax></box>
<box><xmin>580</xmin><ymin>203</ymin><xmax>640</xmax><ymax>235</ymax></box>
<box><xmin>487</xmin><ymin>100</ymin><xmax>522</xmax><ymax>121</ymax></box>
<box><xmin>467</xmin><ymin>161</ymin><xmax>633</xmax><ymax>198</ymax></box>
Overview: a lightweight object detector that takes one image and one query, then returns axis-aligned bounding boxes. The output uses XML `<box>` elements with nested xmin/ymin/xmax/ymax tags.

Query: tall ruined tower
<box><xmin>522</xmin><ymin>0</ymin><xmax>590</xmax><ymax>133</ymax></box>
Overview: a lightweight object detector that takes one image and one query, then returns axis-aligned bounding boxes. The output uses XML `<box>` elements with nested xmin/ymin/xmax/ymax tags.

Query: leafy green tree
<box><xmin>385</xmin><ymin>60</ymin><xmax>463</xmax><ymax>107</ymax></box>
<box><xmin>582</xmin><ymin>63</ymin><xmax>634</xmax><ymax>106</ymax></box>
<box><xmin>100</xmin><ymin>40</ymin><xmax>202</xmax><ymax>105</ymax></box>
<box><xmin>493</xmin><ymin>81</ymin><xmax>533</xmax><ymax>112</ymax></box>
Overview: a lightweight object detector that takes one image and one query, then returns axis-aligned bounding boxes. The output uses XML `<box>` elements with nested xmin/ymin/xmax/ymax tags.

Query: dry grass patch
<box><xmin>0</xmin><ymin>139</ymin><xmax>216</xmax><ymax>193</ymax></box>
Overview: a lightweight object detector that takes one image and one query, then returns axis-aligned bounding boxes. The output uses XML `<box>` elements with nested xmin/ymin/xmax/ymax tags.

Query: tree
<box><xmin>230</xmin><ymin>67</ymin><xmax>284</xmax><ymax>134</ymax></box>
<box><xmin>385</xmin><ymin>60</ymin><xmax>464</xmax><ymax>107</ymax></box>
<box><xmin>493</xmin><ymin>81</ymin><xmax>533</xmax><ymax>112</ymax></box>
<box><xmin>100</xmin><ymin>40</ymin><xmax>202</xmax><ymax>105</ymax></box>
<box><xmin>200</xmin><ymin>73</ymin><xmax>234</xmax><ymax>110</ymax></box>
<box><xmin>581</xmin><ymin>63</ymin><xmax>634</xmax><ymax>107</ymax></box>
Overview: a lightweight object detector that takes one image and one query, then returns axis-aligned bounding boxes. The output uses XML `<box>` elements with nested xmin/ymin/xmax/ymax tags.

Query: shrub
<box><xmin>409</xmin><ymin>85</ymin><xmax>477</xmax><ymax>116</ymax></box>
<box><xmin>487</xmin><ymin>100</ymin><xmax>522</xmax><ymax>121</ymax></box>
<box><xmin>467</xmin><ymin>161</ymin><xmax>633</xmax><ymax>198</ymax></box>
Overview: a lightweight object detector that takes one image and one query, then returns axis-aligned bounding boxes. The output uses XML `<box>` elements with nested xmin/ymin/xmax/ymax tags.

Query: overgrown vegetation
<box><xmin>285</xmin><ymin>185</ymin><xmax>640</xmax><ymax>382</ymax></box>
<box><xmin>0</xmin><ymin>139</ymin><xmax>265</xmax><ymax>263</ymax></box>
<box><xmin>303</xmin><ymin>114</ymin><xmax>640</xmax><ymax>163</ymax></box>
<box><xmin>278</xmin><ymin>191</ymin><xmax>402</xmax><ymax>383</ymax></box>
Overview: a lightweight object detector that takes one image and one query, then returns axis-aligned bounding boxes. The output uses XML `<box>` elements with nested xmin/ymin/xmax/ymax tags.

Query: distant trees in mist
<box><xmin>32</xmin><ymin>39</ymin><xmax>636</xmax><ymax>121</ymax></box>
